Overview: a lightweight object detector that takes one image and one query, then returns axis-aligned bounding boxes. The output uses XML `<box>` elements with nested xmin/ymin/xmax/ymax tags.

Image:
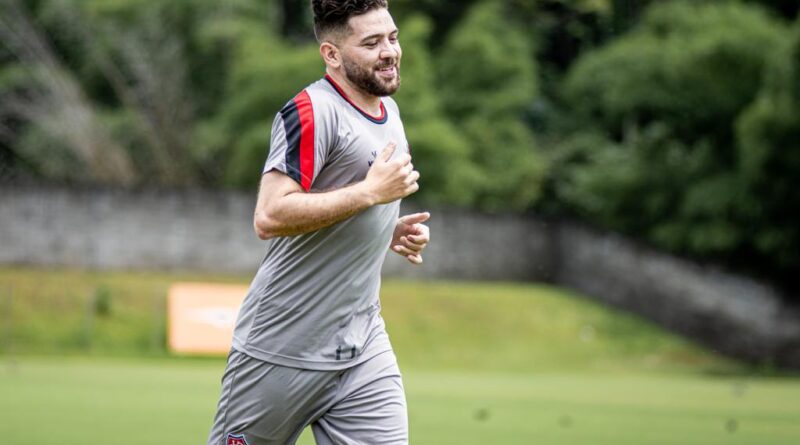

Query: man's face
<box><xmin>339</xmin><ymin>8</ymin><xmax>401</xmax><ymax>97</ymax></box>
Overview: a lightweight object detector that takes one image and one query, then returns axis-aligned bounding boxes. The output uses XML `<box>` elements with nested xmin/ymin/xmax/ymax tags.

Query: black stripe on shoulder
<box><xmin>280</xmin><ymin>99</ymin><xmax>302</xmax><ymax>184</ymax></box>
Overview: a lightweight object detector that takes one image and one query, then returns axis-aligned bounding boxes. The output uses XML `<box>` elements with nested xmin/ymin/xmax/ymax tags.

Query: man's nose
<box><xmin>380</xmin><ymin>41</ymin><xmax>399</xmax><ymax>59</ymax></box>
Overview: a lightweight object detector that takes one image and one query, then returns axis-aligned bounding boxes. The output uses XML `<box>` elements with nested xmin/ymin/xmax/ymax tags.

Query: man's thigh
<box><xmin>207</xmin><ymin>350</ymin><xmax>338</xmax><ymax>445</ymax></box>
<box><xmin>312</xmin><ymin>351</ymin><xmax>408</xmax><ymax>445</ymax></box>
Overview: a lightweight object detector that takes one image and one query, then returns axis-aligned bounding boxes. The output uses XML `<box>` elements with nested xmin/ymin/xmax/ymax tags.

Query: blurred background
<box><xmin>1</xmin><ymin>0</ymin><xmax>799</xmax><ymax>444</ymax></box>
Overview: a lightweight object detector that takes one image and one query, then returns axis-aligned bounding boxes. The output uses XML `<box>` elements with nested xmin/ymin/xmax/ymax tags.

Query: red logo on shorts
<box><xmin>227</xmin><ymin>433</ymin><xmax>249</xmax><ymax>445</ymax></box>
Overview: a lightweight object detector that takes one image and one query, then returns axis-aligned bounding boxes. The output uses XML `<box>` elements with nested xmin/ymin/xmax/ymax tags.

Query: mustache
<box><xmin>375</xmin><ymin>61</ymin><xmax>398</xmax><ymax>69</ymax></box>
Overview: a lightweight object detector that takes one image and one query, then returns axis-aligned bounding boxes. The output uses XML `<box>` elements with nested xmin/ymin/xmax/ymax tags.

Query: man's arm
<box><xmin>254</xmin><ymin>142</ymin><xmax>419</xmax><ymax>240</ymax></box>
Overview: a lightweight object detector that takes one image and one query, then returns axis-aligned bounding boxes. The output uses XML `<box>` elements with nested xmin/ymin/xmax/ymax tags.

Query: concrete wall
<box><xmin>0</xmin><ymin>186</ymin><xmax>554</xmax><ymax>280</ymax></box>
<box><xmin>554</xmin><ymin>224</ymin><xmax>800</xmax><ymax>368</ymax></box>
<box><xmin>0</xmin><ymin>187</ymin><xmax>264</xmax><ymax>273</ymax></box>
<box><xmin>1</xmin><ymin>185</ymin><xmax>798</xmax><ymax>367</ymax></box>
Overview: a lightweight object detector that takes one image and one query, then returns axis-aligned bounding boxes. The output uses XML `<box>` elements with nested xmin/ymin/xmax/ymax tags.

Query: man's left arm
<box><xmin>391</xmin><ymin>212</ymin><xmax>430</xmax><ymax>265</ymax></box>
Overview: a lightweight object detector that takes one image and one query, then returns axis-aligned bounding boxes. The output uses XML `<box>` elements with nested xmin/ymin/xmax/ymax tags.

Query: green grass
<box><xmin>380</xmin><ymin>280</ymin><xmax>740</xmax><ymax>374</ymax></box>
<box><xmin>0</xmin><ymin>267</ymin><xmax>246</xmax><ymax>356</ymax></box>
<box><xmin>0</xmin><ymin>267</ymin><xmax>741</xmax><ymax>373</ymax></box>
<box><xmin>1</xmin><ymin>357</ymin><xmax>799</xmax><ymax>445</ymax></box>
<box><xmin>1</xmin><ymin>267</ymin><xmax>797</xmax><ymax>443</ymax></box>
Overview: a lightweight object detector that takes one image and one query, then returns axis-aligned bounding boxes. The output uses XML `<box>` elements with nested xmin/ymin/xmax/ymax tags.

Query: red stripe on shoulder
<box><xmin>293</xmin><ymin>90</ymin><xmax>315</xmax><ymax>191</ymax></box>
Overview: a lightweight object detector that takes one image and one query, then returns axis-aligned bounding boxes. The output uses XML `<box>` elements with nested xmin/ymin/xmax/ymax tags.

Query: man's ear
<box><xmin>320</xmin><ymin>42</ymin><xmax>341</xmax><ymax>68</ymax></box>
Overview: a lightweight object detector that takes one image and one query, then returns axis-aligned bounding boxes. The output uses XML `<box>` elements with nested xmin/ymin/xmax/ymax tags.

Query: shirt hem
<box><xmin>231</xmin><ymin>336</ymin><xmax>392</xmax><ymax>371</ymax></box>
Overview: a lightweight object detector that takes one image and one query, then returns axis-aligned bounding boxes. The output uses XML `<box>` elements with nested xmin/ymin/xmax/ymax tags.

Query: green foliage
<box><xmin>565</xmin><ymin>0</ymin><xmax>784</xmax><ymax>146</ymax></box>
<box><xmin>552</xmin><ymin>127</ymin><xmax>746</xmax><ymax>253</ymax></box>
<box><xmin>390</xmin><ymin>0</ymin><xmax>481</xmax><ymax>42</ymax></box>
<box><xmin>199</xmin><ymin>16</ymin><xmax>321</xmax><ymax>187</ymax></box>
<box><xmin>735</xmin><ymin>19</ymin><xmax>800</xmax><ymax>275</ymax></box>
<box><xmin>393</xmin><ymin>15</ymin><xmax>478</xmax><ymax>205</ymax></box>
<box><xmin>13</xmin><ymin>124</ymin><xmax>84</xmax><ymax>181</ymax></box>
<box><xmin>550</xmin><ymin>1</ymin><xmax>792</xmax><ymax>271</ymax></box>
<box><xmin>438</xmin><ymin>2</ymin><xmax>537</xmax><ymax>119</ymax></box>
<box><xmin>437</xmin><ymin>1</ymin><xmax>545</xmax><ymax>210</ymax></box>
<box><xmin>3</xmin><ymin>0</ymin><xmax>800</xmax><ymax>287</ymax></box>
<box><xmin>747</xmin><ymin>0</ymin><xmax>800</xmax><ymax>19</ymax></box>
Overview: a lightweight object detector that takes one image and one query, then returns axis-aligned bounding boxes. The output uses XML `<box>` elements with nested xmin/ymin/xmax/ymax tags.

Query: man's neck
<box><xmin>326</xmin><ymin>68</ymin><xmax>382</xmax><ymax>116</ymax></box>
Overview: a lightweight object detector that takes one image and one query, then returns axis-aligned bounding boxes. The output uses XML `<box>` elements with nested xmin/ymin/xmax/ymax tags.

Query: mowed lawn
<box><xmin>1</xmin><ymin>357</ymin><xmax>799</xmax><ymax>445</ymax></box>
<box><xmin>1</xmin><ymin>267</ymin><xmax>799</xmax><ymax>444</ymax></box>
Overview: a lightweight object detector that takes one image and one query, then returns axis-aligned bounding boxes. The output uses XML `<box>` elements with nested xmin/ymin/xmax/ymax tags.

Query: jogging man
<box><xmin>207</xmin><ymin>1</ymin><xmax>428</xmax><ymax>444</ymax></box>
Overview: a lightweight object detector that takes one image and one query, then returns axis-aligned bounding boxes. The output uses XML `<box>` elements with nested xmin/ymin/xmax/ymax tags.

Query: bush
<box><xmin>548</xmin><ymin>1</ymin><xmax>792</xmax><ymax>277</ymax></box>
<box><xmin>564</xmin><ymin>0</ymin><xmax>785</xmax><ymax>146</ymax></box>
<box><xmin>437</xmin><ymin>1</ymin><xmax>545</xmax><ymax>210</ymax></box>
<box><xmin>735</xmin><ymin>19</ymin><xmax>800</xmax><ymax>282</ymax></box>
<box><xmin>393</xmin><ymin>15</ymin><xmax>479</xmax><ymax>206</ymax></box>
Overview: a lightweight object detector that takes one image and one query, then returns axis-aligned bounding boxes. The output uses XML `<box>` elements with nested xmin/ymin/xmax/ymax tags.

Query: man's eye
<box><xmin>365</xmin><ymin>41</ymin><xmax>378</xmax><ymax>48</ymax></box>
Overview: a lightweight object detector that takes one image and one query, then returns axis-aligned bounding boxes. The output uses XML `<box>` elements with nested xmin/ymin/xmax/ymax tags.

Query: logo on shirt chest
<box><xmin>366</xmin><ymin>142</ymin><xmax>407</xmax><ymax>167</ymax></box>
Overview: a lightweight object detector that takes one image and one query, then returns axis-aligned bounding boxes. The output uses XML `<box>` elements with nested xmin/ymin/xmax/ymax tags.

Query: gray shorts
<box><xmin>207</xmin><ymin>349</ymin><xmax>408</xmax><ymax>445</ymax></box>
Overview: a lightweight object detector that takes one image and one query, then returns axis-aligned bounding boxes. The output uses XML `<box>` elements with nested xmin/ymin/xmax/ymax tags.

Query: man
<box><xmin>207</xmin><ymin>1</ymin><xmax>428</xmax><ymax>444</ymax></box>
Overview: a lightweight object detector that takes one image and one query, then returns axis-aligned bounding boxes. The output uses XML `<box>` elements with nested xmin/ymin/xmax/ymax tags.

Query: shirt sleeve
<box><xmin>263</xmin><ymin>90</ymin><xmax>332</xmax><ymax>191</ymax></box>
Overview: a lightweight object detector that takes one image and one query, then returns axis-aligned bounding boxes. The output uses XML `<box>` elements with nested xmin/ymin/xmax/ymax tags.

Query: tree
<box><xmin>195</xmin><ymin>8</ymin><xmax>321</xmax><ymax>188</ymax></box>
<box><xmin>0</xmin><ymin>0</ymin><xmax>138</xmax><ymax>184</ymax></box>
<box><xmin>735</xmin><ymin>19</ymin><xmax>800</xmax><ymax>285</ymax></box>
<box><xmin>436</xmin><ymin>1</ymin><xmax>545</xmax><ymax>210</ymax></box>
<box><xmin>392</xmin><ymin>15</ymin><xmax>478</xmax><ymax>206</ymax></box>
<box><xmin>549</xmin><ymin>0</ymin><xmax>788</xmax><ymax>265</ymax></box>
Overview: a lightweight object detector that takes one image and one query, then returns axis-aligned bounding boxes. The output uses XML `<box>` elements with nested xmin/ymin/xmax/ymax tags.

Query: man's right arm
<box><xmin>254</xmin><ymin>142</ymin><xmax>419</xmax><ymax>240</ymax></box>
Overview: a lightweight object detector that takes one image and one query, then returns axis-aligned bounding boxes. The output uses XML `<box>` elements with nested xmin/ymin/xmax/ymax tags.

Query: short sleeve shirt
<box><xmin>232</xmin><ymin>76</ymin><xmax>410</xmax><ymax>370</ymax></box>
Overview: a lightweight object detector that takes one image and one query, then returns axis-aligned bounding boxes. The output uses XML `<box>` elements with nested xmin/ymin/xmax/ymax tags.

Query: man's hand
<box><xmin>361</xmin><ymin>142</ymin><xmax>420</xmax><ymax>205</ymax></box>
<box><xmin>391</xmin><ymin>212</ymin><xmax>430</xmax><ymax>265</ymax></box>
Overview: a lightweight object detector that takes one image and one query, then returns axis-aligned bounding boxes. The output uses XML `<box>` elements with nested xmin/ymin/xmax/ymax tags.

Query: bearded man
<box><xmin>206</xmin><ymin>1</ymin><xmax>429</xmax><ymax>444</ymax></box>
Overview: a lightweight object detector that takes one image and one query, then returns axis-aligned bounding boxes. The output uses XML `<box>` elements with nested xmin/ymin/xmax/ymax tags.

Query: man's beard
<box><xmin>342</xmin><ymin>56</ymin><xmax>401</xmax><ymax>97</ymax></box>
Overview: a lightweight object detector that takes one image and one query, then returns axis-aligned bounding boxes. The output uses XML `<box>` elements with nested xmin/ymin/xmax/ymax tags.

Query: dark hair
<box><xmin>312</xmin><ymin>0</ymin><xmax>388</xmax><ymax>42</ymax></box>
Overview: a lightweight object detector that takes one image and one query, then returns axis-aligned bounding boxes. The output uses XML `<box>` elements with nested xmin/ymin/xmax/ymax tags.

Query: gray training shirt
<box><xmin>232</xmin><ymin>75</ymin><xmax>410</xmax><ymax>370</ymax></box>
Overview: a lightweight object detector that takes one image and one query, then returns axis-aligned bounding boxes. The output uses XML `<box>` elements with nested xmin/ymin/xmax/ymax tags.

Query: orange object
<box><xmin>167</xmin><ymin>283</ymin><xmax>249</xmax><ymax>355</ymax></box>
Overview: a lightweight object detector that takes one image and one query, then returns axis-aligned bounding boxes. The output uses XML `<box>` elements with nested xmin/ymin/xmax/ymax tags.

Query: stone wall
<box><xmin>0</xmin><ymin>186</ymin><xmax>263</xmax><ymax>273</ymax></box>
<box><xmin>554</xmin><ymin>224</ymin><xmax>800</xmax><ymax>368</ymax></box>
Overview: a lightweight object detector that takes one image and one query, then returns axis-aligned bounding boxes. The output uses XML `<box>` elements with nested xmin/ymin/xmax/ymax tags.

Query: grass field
<box><xmin>0</xmin><ymin>267</ymin><xmax>742</xmax><ymax>373</ymax></box>
<box><xmin>1</xmin><ymin>357</ymin><xmax>799</xmax><ymax>445</ymax></box>
<box><xmin>1</xmin><ymin>267</ymin><xmax>799</xmax><ymax>444</ymax></box>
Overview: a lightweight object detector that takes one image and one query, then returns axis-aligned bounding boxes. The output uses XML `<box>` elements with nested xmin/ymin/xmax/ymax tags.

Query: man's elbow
<box><xmin>253</xmin><ymin>212</ymin><xmax>280</xmax><ymax>240</ymax></box>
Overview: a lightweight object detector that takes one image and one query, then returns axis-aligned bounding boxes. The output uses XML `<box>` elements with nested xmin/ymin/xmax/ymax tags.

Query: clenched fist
<box><xmin>362</xmin><ymin>142</ymin><xmax>420</xmax><ymax>205</ymax></box>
